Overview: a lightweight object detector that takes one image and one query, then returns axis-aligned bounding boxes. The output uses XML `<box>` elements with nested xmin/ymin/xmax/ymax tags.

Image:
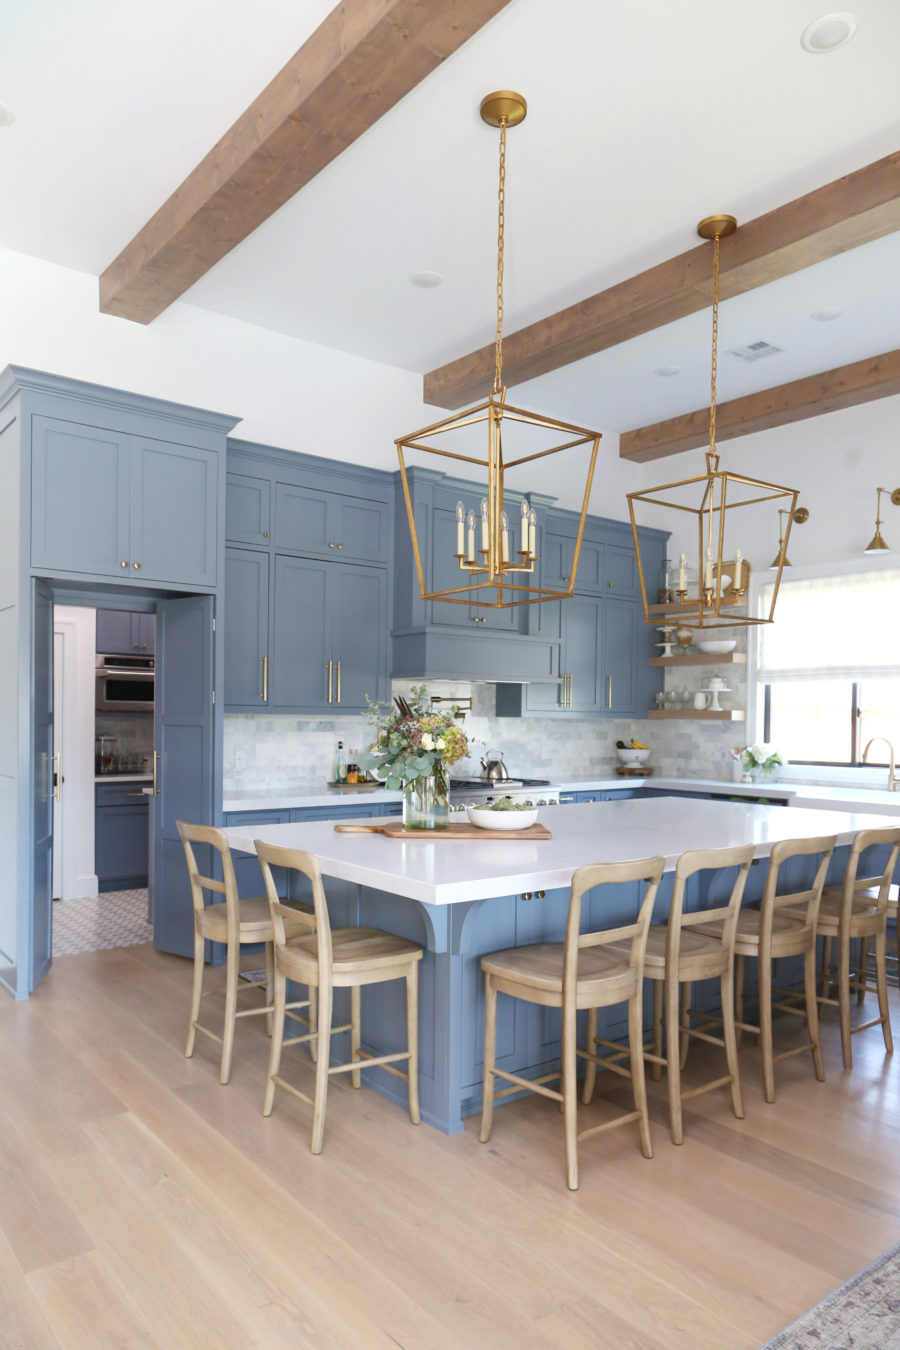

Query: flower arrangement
<box><xmin>740</xmin><ymin>743</ymin><xmax>786</xmax><ymax>776</ymax></box>
<box><xmin>360</xmin><ymin>685</ymin><xmax>471</xmax><ymax>791</ymax></box>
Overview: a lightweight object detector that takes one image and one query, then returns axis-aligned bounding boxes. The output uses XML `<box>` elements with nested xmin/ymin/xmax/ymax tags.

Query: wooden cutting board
<box><xmin>334</xmin><ymin>822</ymin><xmax>552</xmax><ymax>841</ymax></box>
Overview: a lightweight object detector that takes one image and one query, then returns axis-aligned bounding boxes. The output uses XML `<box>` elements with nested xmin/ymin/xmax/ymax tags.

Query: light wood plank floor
<box><xmin>2</xmin><ymin>944</ymin><xmax>899</xmax><ymax>1350</ymax></box>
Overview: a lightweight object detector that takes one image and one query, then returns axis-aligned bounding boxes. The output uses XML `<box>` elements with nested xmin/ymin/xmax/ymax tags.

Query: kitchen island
<box><xmin>223</xmin><ymin>797</ymin><xmax>894</xmax><ymax>1134</ymax></box>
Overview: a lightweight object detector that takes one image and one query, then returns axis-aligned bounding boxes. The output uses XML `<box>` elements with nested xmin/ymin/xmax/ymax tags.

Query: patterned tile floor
<box><xmin>52</xmin><ymin>888</ymin><xmax>153</xmax><ymax>956</ymax></box>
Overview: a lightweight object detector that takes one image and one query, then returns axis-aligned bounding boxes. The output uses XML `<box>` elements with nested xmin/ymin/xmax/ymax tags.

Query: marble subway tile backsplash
<box><xmin>223</xmin><ymin>667</ymin><xmax>748</xmax><ymax>792</ymax></box>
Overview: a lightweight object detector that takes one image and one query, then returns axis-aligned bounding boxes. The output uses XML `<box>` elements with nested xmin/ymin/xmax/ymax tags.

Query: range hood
<box><xmin>392</xmin><ymin>627</ymin><xmax>561</xmax><ymax>684</ymax></box>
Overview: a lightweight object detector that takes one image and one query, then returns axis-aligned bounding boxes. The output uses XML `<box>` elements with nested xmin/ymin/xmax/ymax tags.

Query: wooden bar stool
<box><xmin>809</xmin><ymin>826</ymin><xmax>900</xmax><ymax>1069</ymax></box>
<box><xmin>255</xmin><ymin>840</ymin><xmax>423</xmax><ymax>1155</ymax></box>
<box><xmin>634</xmin><ymin>844</ymin><xmax>755</xmax><ymax>1146</ymax></box>
<box><xmin>178</xmin><ymin>821</ymin><xmax>313</xmax><ymax>1085</ymax></box>
<box><xmin>480</xmin><ymin>856</ymin><xmax>665</xmax><ymax>1191</ymax></box>
<box><xmin>693</xmin><ymin>835</ymin><xmax>836</xmax><ymax>1103</ymax></box>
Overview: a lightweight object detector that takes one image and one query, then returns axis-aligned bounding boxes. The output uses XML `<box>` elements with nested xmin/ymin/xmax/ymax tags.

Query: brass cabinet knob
<box><xmin>521</xmin><ymin>892</ymin><xmax>533</xmax><ymax>901</ymax></box>
<box><xmin>121</xmin><ymin>560</ymin><xmax>128</xmax><ymax>567</ymax></box>
<box><xmin>263</xmin><ymin>530</ymin><xmax>269</xmax><ymax>537</ymax></box>
<box><xmin>133</xmin><ymin>562</ymin><xmax>141</xmax><ymax>569</ymax></box>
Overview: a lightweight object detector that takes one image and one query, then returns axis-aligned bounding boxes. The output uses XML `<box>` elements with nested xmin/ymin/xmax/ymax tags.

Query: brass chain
<box><xmin>707</xmin><ymin>231</ymin><xmax>720</xmax><ymax>470</ymax></box>
<box><xmin>493</xmin><ymin>116</ymin><xmax>507</xmax><ymax>395</ymax></box>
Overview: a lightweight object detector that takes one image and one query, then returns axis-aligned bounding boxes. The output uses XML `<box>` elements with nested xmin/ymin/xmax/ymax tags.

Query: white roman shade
<box><xmin>758</xmin><ymin>568</ymin><xmax>900</xmax><ymax>681</ymax></box>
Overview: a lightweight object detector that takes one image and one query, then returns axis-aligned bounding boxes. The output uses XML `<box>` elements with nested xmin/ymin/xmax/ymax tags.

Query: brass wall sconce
<box><xmin>863</xmin><ymin>487</ymin><xmax>900</xmax><ymax>554</ymax></box>
<box><xmin>769</xmin><ymin>506</ymin><xmax>809</xmax><ymax>568</ymax></box>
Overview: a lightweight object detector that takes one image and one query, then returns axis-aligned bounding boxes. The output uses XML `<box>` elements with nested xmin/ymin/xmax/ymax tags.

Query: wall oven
<box><xmin>95</xmin><ymin>654</ymin><xmax>155</xmax><ymax>714</ymax></box>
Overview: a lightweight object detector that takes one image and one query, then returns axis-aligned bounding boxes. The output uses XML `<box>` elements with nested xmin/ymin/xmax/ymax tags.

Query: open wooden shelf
<box><xmin>647</xmin><ymin>709</ymin><xmax>746</xmax><ymax>721</ymax></box>
<box><xmin>649</xmin><ymin>651</ymin><xmax>747</xmax><ymax>668</ymax></box>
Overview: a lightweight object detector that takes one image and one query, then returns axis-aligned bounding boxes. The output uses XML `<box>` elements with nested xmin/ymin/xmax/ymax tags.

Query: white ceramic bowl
<box><xmin>617</xmin><ymin>747</ymin><xmax>651</xmax><ymax>766</ymax></box>
<box><xmin>696</xmin><ymin>639</ymin><xmax>737</xmax><ymax>654</ymax></box>
<box><xmin>467</xmin><ymin>804</ymin><xmax>539</xmax><ymax>830</ymax></box>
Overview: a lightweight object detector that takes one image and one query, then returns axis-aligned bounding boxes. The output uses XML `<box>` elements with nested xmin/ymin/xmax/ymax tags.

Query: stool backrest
<box><xmin>668</xmin><ymin>843</ymin><xmax>756</xmax><ymax>966</ymax></box>
<box><xmin>177</xmin><ymin>820</ymin><xmax>241</xmax><ymax>943</ymax></box>
<box><xmin>759</xmin><ymin>834</ymin><xmax>837</xmax><ymax>945</ymax></box>
<box><xmin>254</xmin><ymin>840</ymin><xmax>325</xmax><ymax>964</ymax></box>
<box><xmin>837</xmin><ymin>826</ymin><xmax>900</xmax><ymax>922</ymax></box>
<box><xmin>563</xmin><ymin>857</ymin><xmax>666</xmax><ymax>1001</ymax></box>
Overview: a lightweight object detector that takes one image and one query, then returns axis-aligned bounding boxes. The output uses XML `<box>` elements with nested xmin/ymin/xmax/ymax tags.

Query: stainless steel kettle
<box><xmin>480</xmin><ymin>750</ymin><xmax>510</xmax><ymax>783</ymax></box>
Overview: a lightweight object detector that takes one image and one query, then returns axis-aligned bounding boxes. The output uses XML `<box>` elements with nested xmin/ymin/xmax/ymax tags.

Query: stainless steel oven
<box><xmin>95</xmin><ymin>654</ymin><xmax>155</xmax><ymax>713</ymax></box>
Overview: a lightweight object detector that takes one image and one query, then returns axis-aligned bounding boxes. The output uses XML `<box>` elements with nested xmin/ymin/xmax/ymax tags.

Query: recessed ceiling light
<box><xmin>800</xmin><ymin>12</ymin><xmax>857</xmax><ymax>53</ymax></box>
<box><xmin>811</xmin><ymin>306</ymin><xmax>845</xmax><ymax>321</ymax></box>
<box><xmin>654</xmin><ymin>364</ymin><xmax>681</xmax><ymax>377</ymax></box>
<box><xmin>0</xmin><ymin>103</ymin><xmax>15</xmax><ymax>127</ymax></box>
<box><xmin>410</xmin><ymin>271</ymin><xmax>443</xmax><ymax>289</ymax></box>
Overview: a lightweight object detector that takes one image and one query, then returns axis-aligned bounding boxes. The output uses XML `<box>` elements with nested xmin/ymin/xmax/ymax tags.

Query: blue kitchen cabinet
<box><xmin>95</xmin><ymin>780</ymin><xmax>150</xmax><ymax>891</ymax></box>
<box><xmin>226</xmin><ymin>471</ymin><xmax>271</xmax><ymax>546</ymax></box>
<box><xmin>274</xmin><ymin>481</ymin><xmax>390</xmax><ymax>565</ymax></box>
<box><xmin>224</xmin><ymin>548</ymin><xmax>269</xmax><ymax>707</ymax></box>
<box><xmin>222</xmin><ymin>809</ymin><xmax>291</xmax><ymax>900</ymax></box>
<box><xmin>96</xmin><ymin>609</ymin><xmax>156</xmax><ymax>655</ymax></box>
<box><xmin>267</xmin><ymin>555</ymin><xmax>388</xmax><ymax>714</ymax></box>
<box><xmin>96</xmin><ymin>609</ymin><xmax>134</xmax><ymax>655</ymax></box>
<box><xmin>31</xmin><ymin>416</ymin><xmax>220</xmax><ymax>587</ymax></box>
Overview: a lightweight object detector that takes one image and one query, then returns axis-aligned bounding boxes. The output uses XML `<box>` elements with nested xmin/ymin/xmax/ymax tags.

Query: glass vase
<box><xmin>402</xmin><ymin>763</ymin><xmax>449</xmax><ymax>831</ymax></box>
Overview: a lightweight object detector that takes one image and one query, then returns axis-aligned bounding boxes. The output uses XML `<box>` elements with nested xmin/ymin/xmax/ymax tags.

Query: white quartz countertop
<box><xmin>222</xmin><ymin>797</ymin><xmax>894</xmax><ymax>908</ymax></box>
<box><xmin>556</xmin><ymin>776</ymin><xmax>900</xmax><ymax>814</ymax></box>
<box><xmin>223</xmin><ymin>785</ymin><xmax>404</xmax><ymax>812</ymax></box>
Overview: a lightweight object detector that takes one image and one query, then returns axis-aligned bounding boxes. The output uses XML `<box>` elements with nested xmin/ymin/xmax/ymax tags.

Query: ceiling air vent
<box><xmin>727</xmin><ymin>339</ymin><xmax>785</xmax><ymax>363</ymax></box>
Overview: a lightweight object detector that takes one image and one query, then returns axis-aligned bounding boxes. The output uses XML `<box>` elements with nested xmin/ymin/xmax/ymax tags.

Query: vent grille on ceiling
<box><xmin>727</xmin><ymin>339</ymin><xmax>785</xmax><ymax>362</ymax></box>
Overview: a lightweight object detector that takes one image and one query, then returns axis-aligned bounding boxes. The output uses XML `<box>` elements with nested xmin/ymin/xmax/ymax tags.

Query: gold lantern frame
<box><xmin>627</xmin><ymin>213</ymin><xmax>800</xmax><ymax>631</ymax></box>
<box><xmin>397</xmin><ymin>91</ymin><xmax>601</xmax><ymax>610</ymax></box>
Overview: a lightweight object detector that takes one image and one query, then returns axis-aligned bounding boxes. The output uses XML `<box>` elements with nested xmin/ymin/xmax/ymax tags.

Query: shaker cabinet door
<box><xmin>226</xmin><ymin>471</ymin><xmax>271</xmax><ymax>546</ymax></box>
<box><xmin>31</xmin><ymin>417</ymin><xmax>131</xmax><ymax>577</ymax></box>
<box><xmin>562</xmin><ymin>596</ymin><xmax>604</xmax><ymax>713</ymax></box>
<box><xmin>330</xmin><ymin>563</ymin><xmax>388</xmax><ymax>711</ymax></box>
<box><xmin>602</xmin><ymin>596</ymin><xmax>638</xmax><ymax>713</ymax></box>
<box><xmin>224</xmin><ymin>548</ymin><xmax>270</xmax><ymax>708</ymax></box>
<box><xmin>131</xmin><ymin>438</ymin><xmax>219</xmax><ymax>586</ymax></box>
<box><xmin>270</xmin><ymin>555</ymin><xmax>331</xmax><ymax>711</ymax></box>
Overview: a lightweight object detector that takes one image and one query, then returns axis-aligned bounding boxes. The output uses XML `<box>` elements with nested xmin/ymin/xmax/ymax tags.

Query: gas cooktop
<box><xmin>449</xmin><ymin>777</ymin><xmax>551</xmax><ymax>790</ymax></box>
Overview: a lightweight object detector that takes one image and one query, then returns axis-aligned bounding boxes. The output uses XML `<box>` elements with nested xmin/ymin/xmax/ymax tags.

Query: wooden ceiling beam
<box><xmin>423</xmin><ymin>149</ymin><xmax>900</xmax><ymax>409</ymax></box>
<box><xmin>99</xmin><ymin>0</ymin><xmax>512</xmax><ymax>324</ymax></box>
<box><xmin>618</xmin><ymin>348</ymin><xmax>900</xmax><ymax>462</ymax></box>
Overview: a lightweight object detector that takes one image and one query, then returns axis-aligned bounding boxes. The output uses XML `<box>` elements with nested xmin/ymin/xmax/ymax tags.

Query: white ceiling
<box><xmin>4</xmin><ymin>0</ymin><xmax>900</xmax><ymax>432</ymax></box>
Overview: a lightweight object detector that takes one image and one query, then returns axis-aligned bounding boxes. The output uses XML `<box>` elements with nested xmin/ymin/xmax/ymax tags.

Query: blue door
<box><xmin>32</xmin><ymin>579</ymin><xmax>54</xmax><ymax>991</ymax></box>
<box><xmin>152</xmin><ymin>595</ymin><xmax>215</xmax><ymax>958</ymax></box>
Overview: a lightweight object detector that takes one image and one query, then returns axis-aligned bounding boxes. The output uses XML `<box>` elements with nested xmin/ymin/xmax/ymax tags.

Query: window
<box><xmin>756</xmin><ymin>568</ymin><xmax>900</xmax><ymax>765</ymax></box>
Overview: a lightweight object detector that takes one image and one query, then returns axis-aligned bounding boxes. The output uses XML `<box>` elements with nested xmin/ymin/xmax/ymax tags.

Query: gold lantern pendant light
<box><xmin>396</xmin><ymin>92</ymin><xmax>601</xmax><ymax>610</ymax></box>
<box><xmin>626</xmin><ymin>214</ymin><xmax>801</xmax><ymax>630</ymax></box>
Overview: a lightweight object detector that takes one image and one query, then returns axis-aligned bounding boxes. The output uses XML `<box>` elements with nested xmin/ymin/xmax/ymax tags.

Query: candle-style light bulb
<box><xmin>734</xmin><ymin>548</ymin><xmax>743</xmax><ymax>589</ymax></box>
<box><xmin>500</xmin><ymin>510</ymin><xmax>510</xmax><ymax>563</ymax></box>
<box><xmin>520</xmin><ymin>498</ymin><xmax>529</xmax><ymax>555</ymax></box>
<box><xmin>456</xmin><ymin>501</ymin><xmax>465</xmax><ymax>556</ymax></box>
<box><xmin>466</xmin><ymin>509</ymin><xmax>476</xmax><ymax>563</ymax></box>
<box><xmin>480</xmin><ymin>497</ymin><xmax>488</xmax><ymax>552</ymax></box>
<box><xmin>705</xmin><ymin>547</ymin><xmax>713</xmax><ymax>589</ymax></box>
<box><xmin>678</xmin><ymin>551</ymin><xmax>687</xmax><ymax>592</ymax></box>
<box><xmin>529</xmin><ymin>508</ymin><xmax>537</xmax><ymax>557</ymax></box>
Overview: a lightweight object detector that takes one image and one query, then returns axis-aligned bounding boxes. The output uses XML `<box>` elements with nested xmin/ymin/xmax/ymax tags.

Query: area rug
<box><xmin>760</xmin><ymin>1242</ymin><xmax>900</xmax><ymax>1348</ymax></box>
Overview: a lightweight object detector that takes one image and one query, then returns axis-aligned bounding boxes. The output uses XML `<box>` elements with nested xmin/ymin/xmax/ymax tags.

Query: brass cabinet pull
<box><xmin>336</xmin><ymin>660</ymin><xmax>341</xmax><ymax>703</ymax></box>
<box><xmin>569</xmin><ymin>673</ymin><xmax>575</xmax><ymax>708</ymax></box>
<box><xmin>328</xmin><ymin>541</ymin><xmax>336</xmax><ymax>549</ymax></box>
<box><xmin>263</xmin><ymin>530</ymin><xmax>269</xmax><ymax>538</ymax></box>
<box><xmin>152</xmin><ymin>751</ymin><xmax>160</xmax><ymax>796</ymax></box>
<box><xmin>607</xmin><ymin>675</ymin><xmax>612</xmax><ymax>709</ymax></box>
<box><xmin>336</xmin><ymin>542</ymin><xmax>343</xmax><ymax>549</ymax></box>
<box><xmin>126</xmin><ymin>791</ymin><xmax>146</xmax><ymax>798</ymax></box>
<box><xmin>261</xmin><ymin>656</ymin><xmax>268</xmax><ymax>703</ymax></box>
<box><xmin>521</xmin><ymin>892</ymin><xmax>533</xmax><ymax>901</ymax></box>
<box><xmin>120</xmin><ymin>560</ymin><xmax>128</xmax><ymax>568</ymax></box>
<box><xmin>327</xmin><ymin>660</ymin><xmax>333</xmax><ymax>703</ymax></box>
<box><xmin>133</xmin><ymin>562</ymin><xmax>141</xmax><ymax>569</ymax></box>
<box><xmin>53</xmin><ymin>751</ymin><xmax>61</xmax><ymax>802</ymax></box>
<box><xmin>535</xmin><ymin>890</ymin><xmax>545</xmax><ymax>899</ymax></box>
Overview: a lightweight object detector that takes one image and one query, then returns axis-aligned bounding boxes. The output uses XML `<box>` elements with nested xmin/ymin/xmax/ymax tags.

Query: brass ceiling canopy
<box><xmin>626</xmin><ymin>213</ymin><xmax>800</xmax><ymax>630</ymax></box>
<box><xmin>396</xmin><ymin>91</ymin><xmax>600</xmax><ymax>610</ymax></box>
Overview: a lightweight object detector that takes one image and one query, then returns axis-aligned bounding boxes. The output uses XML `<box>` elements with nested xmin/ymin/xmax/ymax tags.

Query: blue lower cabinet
<box><xmin>222</xmin><ymin>809</ymin><xmax>291</xmax><ymax>899</ymax></box>
<box><xmin>95</xmin><ymin>781</ymin><xmax>151</xmax><ymax>891</ymax></box>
